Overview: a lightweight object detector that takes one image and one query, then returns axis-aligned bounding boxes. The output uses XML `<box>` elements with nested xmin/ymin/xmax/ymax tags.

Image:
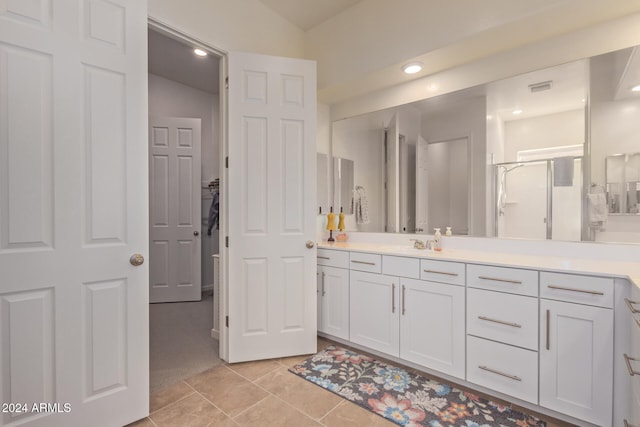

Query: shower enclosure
<box><xmin>495</xmin><ymin>157</ymin><xmax>583</xmax><ymax>241</ymax></box>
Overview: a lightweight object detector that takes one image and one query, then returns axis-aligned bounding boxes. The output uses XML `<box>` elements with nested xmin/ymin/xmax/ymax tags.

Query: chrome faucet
<box><xmin>410</xmin><ymin>239</ymin><xmax>426</xmax><ymax>250</ymax></box>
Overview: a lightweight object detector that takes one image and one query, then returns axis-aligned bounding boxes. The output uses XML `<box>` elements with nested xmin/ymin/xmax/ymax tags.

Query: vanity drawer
<box><xmin>383</xmin><ymin>255</ymin><xmax>419</xmax><ymax>279</ymax></box>
<box><xmin>467</xmin><ymin>288</ymin><xmax>538</xmax><ymax>350</ymax></box>
<box><xmin>467</xmin><ymin>264</ymin><xmax>538</xmax><ymax>297</ymax></box>
<box><xmin>420</xmin><ymin>259</ymin><xmax>465</xmax><ymax>286</ymax></box>
<box><xmin>540</xmin><ymin>272</ymin><xmax>613</xmax><ymax>308</ymax></box>
<box><xmin>317</xmin><ymin>248</ymin><xmax>349</xmax><ymax>269</ymax></box>
<box><xmin>467</xmin><ymin>335</ymin><xmax>538</xmax><ymax>404</ymax></box>
<box><xmin>349</xmin><ymin>252</ymin><xmax>382</xmax><ymax>273</ymax></box>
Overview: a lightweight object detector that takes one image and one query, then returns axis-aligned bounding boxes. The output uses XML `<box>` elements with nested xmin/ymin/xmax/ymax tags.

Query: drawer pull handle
<box><xmin>625</xmin><ymin>298</ymin><xmax>640</xmax><ymax>314</ymax></box>
<box><xmin>352</xmin><ymin>260</ymin><xmax>376</xmax><ymax>266</ymax></box>
<box><xmin>478</xmin><ymin>276</ymin><xmax>522</xmax><ymax>284</ymax></box>
<box><xmin>547</xmin><ymin>285</ymin><xmax>604</xmax><ymax>296</ymax></box>
<box><xmin>317</xmin><ymin>256</ymin><xmax>330</xmax><ymax>260</ymax></box>
<box><xmin>321</xmin><ymin>271</ymin><xmax>326</xmax><ymax>296</ymax></box>
<box><xmin>478</xmin><ymin>316</ymin><xmax>522</xmax><ymax>328</ymax></box>
<box><xmin>478</xmin><ymin>365</ymin><xmax>522</xmax><ymax>382</ymax></box>
<box><xmin>624</xmin><ymin>353</ymin><xmax>640</xmax><ymax>377</ymax></box>
<box><xmin>392</xmin><ymin>283</ymin><xmax>396</xmax><ymax>314</ymax></box>
<box><xmin>423</xmin><ymin>269</ymin><xmax>459</xmax><ymax>277</ymax></box>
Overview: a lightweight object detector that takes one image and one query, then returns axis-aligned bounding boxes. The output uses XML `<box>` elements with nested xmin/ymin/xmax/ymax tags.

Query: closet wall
<box><xmin>149</xmin><ymin>73</ymin><xmax>220</xmax><ymax>290</ymax></box>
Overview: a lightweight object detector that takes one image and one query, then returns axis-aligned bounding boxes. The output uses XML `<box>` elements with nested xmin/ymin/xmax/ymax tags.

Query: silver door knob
<box><xmin>194</xmin><ymin>231</ymin><xmax>200</xmax><ymax>236</ymax></box>
<box><xmin>306</xmin><ymin>240</ymin><xmax>315</xmax><ymax>249</ymax></box>
<box><xmin>130</xmin><ymin>254</ymin><xmax>144</xmax><ymax>266</ymax></box>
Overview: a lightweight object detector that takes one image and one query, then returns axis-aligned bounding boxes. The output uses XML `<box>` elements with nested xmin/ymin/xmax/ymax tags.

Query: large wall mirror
<box><xmin>329</xmin><ymin>44</ymin><xmax>640</xmax><ymax>244</ymax></box>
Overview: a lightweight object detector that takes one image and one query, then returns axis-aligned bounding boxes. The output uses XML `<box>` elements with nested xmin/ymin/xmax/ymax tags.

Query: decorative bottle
<box><xmin>434</xmin><ymin>228</ymin><xmax>442</xmax><ymax>251</ymax></box>
<box><xmin>445</xmin><ymin>227</ymin><xmax>452</xmax><ymax>236</ymax></box>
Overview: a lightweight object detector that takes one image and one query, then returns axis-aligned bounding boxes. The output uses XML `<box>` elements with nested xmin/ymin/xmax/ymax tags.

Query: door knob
<box><xmin>306</xmin><ymin>240</ymin><xmax>315</xmax><ymax>249</ymax></box>
<box><xmin>194</xmin><ymin>231</ymin><xmax>200</xmax><ymax>236</ymax></box>
<box><xmin>130</xmin><ymin>254</ymin><xmax>144</xmax><ymax>266</ymax></box>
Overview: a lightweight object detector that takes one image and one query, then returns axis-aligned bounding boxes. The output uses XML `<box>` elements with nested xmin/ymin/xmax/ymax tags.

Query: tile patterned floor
<box><xmin>128</xmin><ymin>337</ymin><xmax>575</xmax><ymax>427</ymax></box>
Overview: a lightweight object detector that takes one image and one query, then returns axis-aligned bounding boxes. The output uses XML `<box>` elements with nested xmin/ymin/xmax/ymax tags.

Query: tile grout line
<box><xmin>148</xmin><ymin>381</ymin><xmax>197</xmax><ymax>415</ymax></box>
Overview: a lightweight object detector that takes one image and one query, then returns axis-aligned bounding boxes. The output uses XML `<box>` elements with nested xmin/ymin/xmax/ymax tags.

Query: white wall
<box><xmin>421</xmin><ymin>97</ymin><xmax>487</xmax><ymax>235</ymax></box>
<box><xmin>332</xmin><ymin>115</ymin><xmax>385</xmax><ymax>232</ymax></box>
<box><xmin>148</xmin><ymin>73</ymin><xmax>220</xmax><ymax>289</ymax></box>
<box><xmin>590</xmin><ymin>51</ymin><xmax>640</xmax><ymax>242</ymax></box>
<box><xmin>148</xmin><ymin>0</ymin><xmax>304</xmax><ymax>58</ymax></box>
<box><xmin>503</xmin><ymin>110</ymin><xmax>584</xmax><ymax>162</ymax></box>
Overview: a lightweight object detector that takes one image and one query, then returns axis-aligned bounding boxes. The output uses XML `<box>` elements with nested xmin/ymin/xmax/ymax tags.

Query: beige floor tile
<box><xmin>187</xmin><ymin>365</ymin><xmax>269</xmax><ymax>417</ymax></box>
<box><xmin>150</xmin><ymin>393</ymin><xmax>232</xmax><ymax>427</ymax></box>
<box><xmin>233</xmin><ymin>395</ymin><xmax>321</xmax><ymax>427</ymax></box>
<box><xmin>227</xmin><ymin>358</ymin><xmax>281</xmax><ymax>381</ymax></box>
<box><xmin>125</xmin><ymin>417</ymin><xmax>155</xmax><ymax>427</ymax></box>
<box><xmin>150</xmin><ymin>380</ymin><xmax>195</xmax><ymax>413</ymax></box>
<box><xmin>255</xmin><ymin>366</ymin><xmax>342</xmax><ymax>419</ymax></box>
<box><xmin>316</xmin><ymin>337</ymin><xmax>333</xmax><ymax>352</ymax></box>
<box><xmin>320</xmin><ymin>400</ymin><xmax>395</xmax><ymax>427</ymax></box>
<box><xmin>277</xmin><ymin>353</ymin><xmax>310</xmax><ymax>367</ymax></box>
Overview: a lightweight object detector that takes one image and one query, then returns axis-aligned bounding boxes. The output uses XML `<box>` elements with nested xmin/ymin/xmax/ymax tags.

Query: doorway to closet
<box><xmin>147</xmin><ymin>23</ymin><xmax>223</xmax><ymax>394</ymax></box>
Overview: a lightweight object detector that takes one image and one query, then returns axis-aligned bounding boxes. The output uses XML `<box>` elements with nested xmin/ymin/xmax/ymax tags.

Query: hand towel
<box><xmin>587</xmin><ymin>192</ymin><xmax>607</xmax><ymax>223</ymax></box>
<box><xmin>553</xmin><ymin>157</ymin><xmax>574</xmax><ymax>187</ymax></box>
<box><xmin>354</xmin><ymin>186</ymin><xmax>370</xmax><ymax>225</ymax></box>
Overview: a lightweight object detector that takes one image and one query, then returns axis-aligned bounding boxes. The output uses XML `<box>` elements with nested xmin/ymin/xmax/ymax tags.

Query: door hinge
<box><xmin>225</xmin><ymin>315</ymin><xmax>229</xmax><ymax>327</ymax></box>
<box><xmin>225</xmin><ymin>156</ymin><xmax>229</xmax><ymax>168</ymax></box>
<box><xmin>225</xmin><ymin>76</ymin><xmax>229</xmax><ymax>89</ymax></box>
<box><xmin>225</xmin><ymin>236</ymin><xmax>229</xmax><ymax>247</ymax></box>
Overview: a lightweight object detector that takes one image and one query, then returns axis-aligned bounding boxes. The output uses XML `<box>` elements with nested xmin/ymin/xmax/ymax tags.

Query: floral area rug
<box><xmin>289</xmin><ymin>345</ymin><xmax>545</xmax><ymax>427</ymax></box>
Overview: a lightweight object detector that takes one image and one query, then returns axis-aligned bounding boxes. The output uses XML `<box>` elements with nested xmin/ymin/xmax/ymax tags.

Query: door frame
<box><xmin>146</xmin><ymin>18</ymin><xmax>228</xmax><ymax>358</ymax></box>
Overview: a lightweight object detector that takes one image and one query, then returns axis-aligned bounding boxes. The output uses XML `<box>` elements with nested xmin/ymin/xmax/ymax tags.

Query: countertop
<box><xmin>318</xmin><ymin>241</ymin><xmax>640</xmax><ymax>287</ymax></box>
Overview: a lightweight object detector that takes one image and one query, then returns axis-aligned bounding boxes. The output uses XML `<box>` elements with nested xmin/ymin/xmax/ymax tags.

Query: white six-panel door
<box><xmin>149</xmin><ymin>117</ymin><xmax>202</xmax><ymax>303</ymax></box>
<box><xmin>226</xmin><ymin>52</ymin><xmax>317</xmax><ymax>362</ymax></box>
<box><xmin>0</xmin><ymin>1</ymin><xmax>148</xmax><ymax>426</ymax></box>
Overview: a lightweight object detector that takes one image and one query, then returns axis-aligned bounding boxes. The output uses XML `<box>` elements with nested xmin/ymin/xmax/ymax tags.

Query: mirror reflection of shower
<box><xmin>497</xmin><ymin>163</ymin><xmax>524</xmax><ymax>217</ymax></box>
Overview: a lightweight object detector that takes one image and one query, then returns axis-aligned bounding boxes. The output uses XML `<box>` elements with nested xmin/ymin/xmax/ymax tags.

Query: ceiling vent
<box><xmin>529</xmin><ymin>80</ymin><xmax>553</xmax><ymax>93</ymax></box>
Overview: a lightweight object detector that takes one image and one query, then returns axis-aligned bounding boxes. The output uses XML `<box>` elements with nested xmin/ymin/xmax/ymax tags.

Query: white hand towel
<box><xmin>587</xmin><ymin>193</ymin><xmax>607</xmax><ymax>222</ymax></box>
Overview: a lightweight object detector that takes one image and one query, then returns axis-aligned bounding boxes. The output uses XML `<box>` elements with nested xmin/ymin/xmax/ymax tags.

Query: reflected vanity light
<box><xmin>632</xmin><ymin>84</ymin><xmax>640</xmax><ymax>92</ymax></box>
<box><xmin>194</xmin><ymin>48</ymin><xmax>208</xmax><ymax>57</ymax></box>
<box><xmin>402</xmin><ymin>62</ymin><xmax>423</xmax><ymax>74</ymax></box>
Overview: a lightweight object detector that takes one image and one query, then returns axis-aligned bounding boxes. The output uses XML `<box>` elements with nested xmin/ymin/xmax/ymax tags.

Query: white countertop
<box><xmin>318</xmin><ymin>241</ymin><xmax>640</xmax><ymax>287</ymax></box>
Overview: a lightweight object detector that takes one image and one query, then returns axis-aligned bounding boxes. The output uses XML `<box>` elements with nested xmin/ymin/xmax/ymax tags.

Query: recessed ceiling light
<box><xmin>632</xmin><ymin>84</ymin><xmax>640</xmax><ymax>92</ymax></box>
<box><xmin>512</xmin><ymin>109</ymin><xmax>523</xmax><ymax>115</ymax></box>
<box><xmin>194</xmin><ymin>48</ymin><xmax>207</xmax><ymax>57</ymax></box>
<box><xmin>402</xmin><ymin>62</ymin><xmax>423</xmax><ymax>74</ymax></box>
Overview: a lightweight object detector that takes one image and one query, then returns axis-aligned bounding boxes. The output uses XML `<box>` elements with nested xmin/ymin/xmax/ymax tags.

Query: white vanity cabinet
<box><xmin>349</xmin><ymin>270</ymin><xmax>399</xmax><ymax>356</ymax></box>
<box><xmin>399</xmin><ymin>276</ymin><xmax>465</xmax><ymax>378</ymax></box>
<box><xmin>539</xmin><ymin>272</ymin><xmax>614</xmax><ymax>427</ymax></box>
<box><xmin>317</xmin><ymin>249</ymin><xmax>350</xmax><ymax>340</ymax></box>
<box><xmin>349</xmin><ymin>254</ymin><xmax>466</xmax><ymax>378</ymax></box>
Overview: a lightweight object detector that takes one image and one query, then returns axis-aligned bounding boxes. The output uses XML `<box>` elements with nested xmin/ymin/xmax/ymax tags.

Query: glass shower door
<box><xmin>496</xmin><ymin>161</ymin><xmax>547</xmax><ymax>240</ymax></box>
<box><xmin>495</xmin><ymin>158</ymin><xmax>583</xmax><ymax>241</ymax></box>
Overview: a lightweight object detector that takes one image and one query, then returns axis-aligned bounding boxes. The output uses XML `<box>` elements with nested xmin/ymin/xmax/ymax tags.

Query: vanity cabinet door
<box><xmin>317</xmin><ymin>265</ymin><xmax>350</xmax><ymax>340</ymax></box>
<box><xmin>540</xmin><ymin>299</ymin><xmax>613</xmax><ymax>426</ymax></box>
<box><xmin>349</xmin><ymin>270</ymin><xmax>399</xmax><ymax>356</ymax></box>
<box><xmin>399</xmin><ymin>277</ymin><xmax>465</xmax><ymax>378</ymax></box>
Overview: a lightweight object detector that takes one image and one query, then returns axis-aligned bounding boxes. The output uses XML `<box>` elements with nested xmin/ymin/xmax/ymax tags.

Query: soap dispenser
<box><xmin>434</xmin><ymin>228</ymin><xmax>442</xmax><ymax>251</ymax></box>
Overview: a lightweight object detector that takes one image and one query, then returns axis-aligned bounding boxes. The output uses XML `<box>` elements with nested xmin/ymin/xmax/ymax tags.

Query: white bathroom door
<box><xmin>0</xmin><ymin>1</ymin><xmax>149</xmax><ymax>426</ymax></box>
<box><xmin>149</xmin><ymin>117</ymin><xmax>202</xmax><ymax>303</ymax></box>
<box><xmin>226</xmin><ymin>52</ymin><xmax>317</xmax><ymax>363</ymax></box>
